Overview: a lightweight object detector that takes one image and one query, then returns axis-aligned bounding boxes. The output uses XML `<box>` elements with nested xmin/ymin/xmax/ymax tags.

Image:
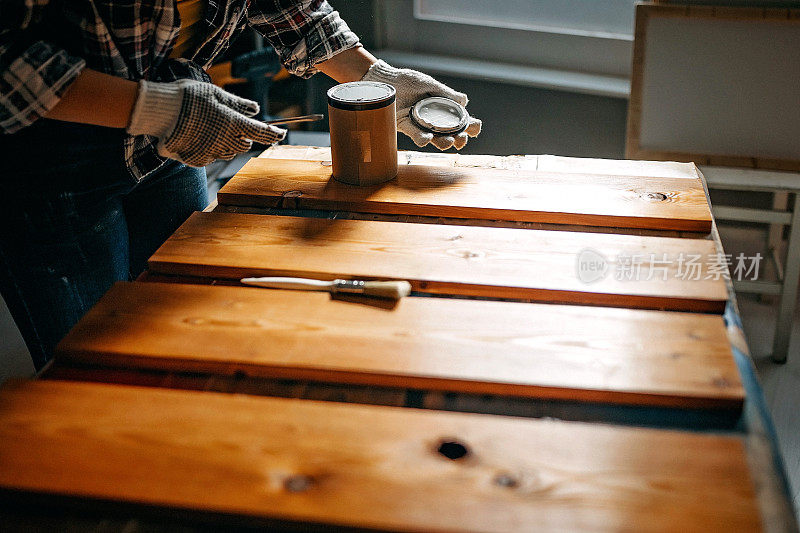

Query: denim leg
<box><xmin>0</xmin><ymin>123</ymin><xmax>207</xmax><ymax>369</ymax></box>
<box><xmin>123</xmin><ymin>161</ymin><xmax>208</xmax><ymax>278</ymax></box>
<box><xmin>0</xmin><ymin>191</ymin><xmax>130</xmax><ymax>370</ymax></box>
<box><xmin>0</xmin><ymin>121</ymin><xmax>139</xmax><ymax>369</ymax></box>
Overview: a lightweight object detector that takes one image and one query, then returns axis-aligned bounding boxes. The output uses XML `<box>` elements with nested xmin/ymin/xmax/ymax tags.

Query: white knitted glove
<box><xmin>127</xmin><ymin>79</ymin><xmax>286</xmax><ymax>167</ymax></box>
<box><xmin>362</xmin><ymin>60</ymin><xmax>482</xmax><ymax>150</ymax></box>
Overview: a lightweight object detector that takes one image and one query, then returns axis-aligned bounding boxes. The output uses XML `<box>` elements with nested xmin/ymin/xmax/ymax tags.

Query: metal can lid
<box><xmin>410</xmin><ymin>97</ymin><xmax>468</xmax><ymax>135</ymax></box>
<box><xmin>327</xmin><ymin>81</ymin><xmax>396</xmax><ymax>111</ymax></box>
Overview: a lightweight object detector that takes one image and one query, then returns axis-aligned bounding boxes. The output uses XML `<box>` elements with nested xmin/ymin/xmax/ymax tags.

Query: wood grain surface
<box><xmin>0</xmin><ymin>380</ymin><xmax>762</xmax><ymax>533</ymax></box>
<box><xmin>258</xmin><ymin>145</ymin><xmax>703</xmax><ymax>180</ymax></box>
<box><xmin>217</xmin><ymin>158</ymin><xmax>712</xmax><ymax>232</ymax></box>
<box><xmin>56</xmin><ymin>281</ymin><xmax>743</xmax><ymax>409</ymax></box>
<box><xmin>148</xmin><ymin>212</ymin><xmax>728</xmax><ymax>312</ymax></box>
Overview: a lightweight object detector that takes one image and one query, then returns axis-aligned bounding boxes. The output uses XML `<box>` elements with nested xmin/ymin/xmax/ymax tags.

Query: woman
<box><xmin>0</xmin><ymin>0</ymin><xmax>481</xmax><ymax>369</ymax></box>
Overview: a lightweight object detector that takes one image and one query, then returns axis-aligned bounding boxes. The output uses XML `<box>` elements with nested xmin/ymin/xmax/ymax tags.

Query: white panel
<box><xmin>0</xmin><ymin>295</ymin><xmax>32</xmax><ymax>384</ymax></box>
<box><xmin>639</xmin><ymin>17</ymin><xmax>800</xmax><ymax>161</ymax></box>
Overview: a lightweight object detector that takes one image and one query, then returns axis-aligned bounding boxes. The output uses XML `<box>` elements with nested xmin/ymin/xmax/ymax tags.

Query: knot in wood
<box><xmin>284</xmin><ymin>474</ymin><xmax>314</xmax><ymax>493</ymax></box>
<box><xmin>640</xmin><ymin>192</ymin><xmax>668</xmax><ymax>202</ymax></box>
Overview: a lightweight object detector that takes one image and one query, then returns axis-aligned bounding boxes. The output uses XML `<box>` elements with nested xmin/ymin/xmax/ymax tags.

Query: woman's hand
<box><xmin>127</xmin><ymin>80</ymin><xmax>286</xmax><ymax>167</ymax></box>
<box><xmin>361</xmin><ymin>60</ymin><xmax>482</xmax><ymax>151</ymax></box>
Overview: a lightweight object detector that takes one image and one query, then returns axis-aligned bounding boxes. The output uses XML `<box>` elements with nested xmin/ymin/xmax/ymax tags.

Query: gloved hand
<box><xmin>126</xmin><ymin>79</ymin><xmax>286</xmax><ymax>167</ymax></box>
<box><xmin>361</xmin><ymin>60</ymin><xmax>481</xmax><ymax>151</ymax></box>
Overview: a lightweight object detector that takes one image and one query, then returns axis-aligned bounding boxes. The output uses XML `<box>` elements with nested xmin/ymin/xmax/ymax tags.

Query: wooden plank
<box><xmin>535</xmin><ymin>154</ymin><xmax>701</xmax><ymax>180</ymax></box>
<box><xmin>0</xmin><ymin>380</ymin><xmax>762</xmax><ymax>532</ymax></box>
<box><xmin>256</xmin><ymin>146</ymin><xmax>704</xmax><ymax>180</ymax></box>
<box><xmin>148</xmin><ymin>211</ymin><xmax>728</xmax><ymax>312</ymax></box>
<box><xmin>217</xmin><ymin>158</ymin><xmax>712</xmax><ymax>232</ymax></box>
<box><xmin>56</xmin><ymin>281</ymin><xmax>743</xmax><ymax>409</ymax></box>
<box><xmin>258</xmin><ymin>145</ymin><xmax>541</xmax><ymax>171</ymax></box>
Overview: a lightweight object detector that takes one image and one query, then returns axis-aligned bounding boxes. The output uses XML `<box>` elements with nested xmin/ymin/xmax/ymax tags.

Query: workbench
<box><xmin>0</xmin><ymin>145</ymin><xmax>796</xmax><ymax>532</ymax></box>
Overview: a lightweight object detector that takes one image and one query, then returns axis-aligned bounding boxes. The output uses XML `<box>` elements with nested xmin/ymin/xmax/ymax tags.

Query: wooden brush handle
<box><xmin>240</xmin><ymin>277</ymin><xmax>332</xmax><ymax>290</ymax></box>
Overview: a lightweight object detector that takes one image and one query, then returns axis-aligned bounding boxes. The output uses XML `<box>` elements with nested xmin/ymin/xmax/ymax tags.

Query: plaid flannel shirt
<box><xmin>0</xmin><ymin>0</ymin><xmax>360</xmax><ymax>181</ymax></box>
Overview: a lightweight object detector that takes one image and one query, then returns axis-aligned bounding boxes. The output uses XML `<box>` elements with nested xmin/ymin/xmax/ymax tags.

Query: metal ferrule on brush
<box><xmin>332</xmin><ymin>279</ymin><xmax>366</xmax><ymax>293</ymax></box>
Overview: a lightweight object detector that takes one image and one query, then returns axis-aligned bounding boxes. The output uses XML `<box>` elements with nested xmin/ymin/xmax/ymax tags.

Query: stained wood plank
<box><xmin>258</xmin><ymin>145</ymin><xmax>699</xmax><ymax>179</ymax></box>
<box><xmin>217</xmin><ymin>158</ymin><xmax>712</xmax><ymax>232</ymax></box>
<box><xmin>258</xmin><ymin>145</ymin><xmax>541</xmax><ymax>173</ymax></box>
<box><xmin>56</xmin><ymin>281</ymin><xmax>742</xmax><ymax>409</ymax></box>
<box><xmin>0</xmin><ymin>380</ymin><xmax>762</xmax><ymax>533</ymax></box>
<box><xmin>148</xmin><ymin>212</ymin><xmax>728</xmax><ymax>312</ymax></box>
<box><xmin>535</xmin><ymin>154</ymin><xmax>701</xmax><ymax>179</ymax></box>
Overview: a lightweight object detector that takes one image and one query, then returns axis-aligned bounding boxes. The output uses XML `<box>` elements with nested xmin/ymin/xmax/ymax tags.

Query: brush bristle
<box><xmin>362</xmin><ymin>281</ymin><xmax>412</xmax><ymax>299</ymax></box>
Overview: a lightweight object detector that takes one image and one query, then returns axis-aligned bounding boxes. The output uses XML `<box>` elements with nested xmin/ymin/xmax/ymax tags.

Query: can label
<box><xmin>350</xmin><ymin>131</ymin><xmax>372</xmax><ymax>163</ymax></box>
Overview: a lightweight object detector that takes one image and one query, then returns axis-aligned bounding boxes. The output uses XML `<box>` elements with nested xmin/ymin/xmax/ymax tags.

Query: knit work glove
<box><xmin>361</xmin><ymin>60</ymin><xmax>482</xmax><ymax>150</ymax></box>
<box><xmin>127</xmin><ymin>80</ymin><xmax>286</xmax><ymax>167</ymax></box>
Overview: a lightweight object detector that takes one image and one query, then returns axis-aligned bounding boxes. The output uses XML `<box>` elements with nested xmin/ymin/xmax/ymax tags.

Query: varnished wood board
<box><xmin>148</xmin><ymin>212</ymin><xmax>728</xmax><ymax>312</ymax></box>
<box><xmin>256</xmin><ymin>146</ymin><xmax>701</xmax><ymax>179</ymax></box>
<box><xmin>217</xmin><ymin>158</ymin><xmax>712</xmax><ymax>232</ymax></box>
<box><xmin>0</xmin><ymin>380</ymin><xmax>762</xmax><ymax>532</ymax></box>
<box><xmin>57</xmin><ymin>281</ymin><xmax>742</xmax><ymax>409</ymax></box>
<box><xmin>535</xmin><ymin>154</ymin><xmax>701</xmax><ymax>179</ymax></box>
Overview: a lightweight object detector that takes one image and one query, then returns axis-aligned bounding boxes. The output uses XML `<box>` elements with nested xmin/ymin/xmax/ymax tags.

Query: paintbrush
<box><xmin>240</xmin><ymin>277</ymin><xmax>412</xmax><ymax>299</ymax></box>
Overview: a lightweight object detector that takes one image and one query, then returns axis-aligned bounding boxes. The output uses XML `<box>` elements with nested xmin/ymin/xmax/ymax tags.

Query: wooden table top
<box><xmin>2</xmin><ymin>146</ymin><xmax>794</xmax><ymax>532</ymax></box>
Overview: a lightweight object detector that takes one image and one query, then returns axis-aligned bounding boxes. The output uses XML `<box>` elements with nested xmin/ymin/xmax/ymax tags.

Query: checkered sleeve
<box><xmin>247</xmin><ymin>0</ymin><xmax>361</xmax><ymax>79</ymax></box>
<box><xmin>1</xmin><ymin>0</ymin><xmax>87</xmax><ymax>133</ymax></box>
<box><xmin>0</xmin><ymin>38</ymin><xmax>86</xmax><ymax>133</ymax></box>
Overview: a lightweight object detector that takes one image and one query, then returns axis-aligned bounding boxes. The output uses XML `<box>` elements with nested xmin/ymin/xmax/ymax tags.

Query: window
<box><xmin>375</xmin><ymin>1</ymin><xmax>636</xmax><ymax>94</ymax></box>
<box><xmin>414</xmin><ymin>0</ymin><xmax>637</xmax><ymax>41</ymax></box>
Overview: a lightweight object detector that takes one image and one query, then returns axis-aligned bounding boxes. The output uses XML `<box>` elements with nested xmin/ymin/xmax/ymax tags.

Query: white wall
<box><xmin>0</xmin><ymin>295</ymin><xmax>33</xmax><ymax>384</ymax></box>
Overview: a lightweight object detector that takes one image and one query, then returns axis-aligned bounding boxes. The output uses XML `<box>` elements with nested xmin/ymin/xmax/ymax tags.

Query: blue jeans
<box><xmin>0</xmin><ymin>120</ymin><xmax>208</xmax><ymax>369</ymax></box>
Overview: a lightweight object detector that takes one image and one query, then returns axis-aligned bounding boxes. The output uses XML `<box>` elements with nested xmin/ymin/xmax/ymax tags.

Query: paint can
<box><xmin>327</xmin><ymin>81</ymin><xmax>398</xmax><ymax>186</ymax></box>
